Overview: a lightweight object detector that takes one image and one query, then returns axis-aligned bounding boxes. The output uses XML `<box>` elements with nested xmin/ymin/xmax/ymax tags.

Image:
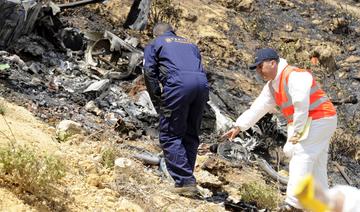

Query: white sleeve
<box><xmin>288</xmin><ymin>71</ymin><xmax>313</xmax><ymax>133</ymax></box>
<box><xmin>234</xmin><ymin>82</ymin><xmax>276</xmax><ymax>131</ymax></box>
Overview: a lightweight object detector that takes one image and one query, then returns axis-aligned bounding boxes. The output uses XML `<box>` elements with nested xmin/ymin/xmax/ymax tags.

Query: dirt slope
<box><xmin>0</xmin><ymin>98</ymin><xmax>133</xmax><ymax>211</ymax></box>
<box><xmin>0</xmin><ymin>98</ymin><xmax>235</xmax><ymax>211</ymax></box>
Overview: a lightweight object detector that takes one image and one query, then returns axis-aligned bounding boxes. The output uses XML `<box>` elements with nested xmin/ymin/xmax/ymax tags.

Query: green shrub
<box><xmin>101</xmin><ymin>147</ymin><xmax>117</xmax><ymax>168</ymax></box>
<box><xmin>239</xmin><ymin>181</ymin><xmax>280</xmax><ymax>209</ymax></box>
<box><xmin>0</xmin><ymin>145</ymin><xmax>66</xmax><ymax>196</ymax></box>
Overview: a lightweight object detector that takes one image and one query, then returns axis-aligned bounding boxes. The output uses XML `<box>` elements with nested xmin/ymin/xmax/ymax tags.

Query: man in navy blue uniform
<box><xmin>143</xmin><ymin>23</ymin><xmax>209</xmax><ymax>195</ymax></box>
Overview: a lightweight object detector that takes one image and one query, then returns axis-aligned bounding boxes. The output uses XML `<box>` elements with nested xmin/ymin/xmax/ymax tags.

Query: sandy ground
<box><xmin>0</xmin><ymin>98</ymin><xmax>234</xmax><ymax>211</ymax></box>
<box><xmin>0</xmin><ymin>98</ymin><xmax>147</xmax><ymax>211</ymax></box>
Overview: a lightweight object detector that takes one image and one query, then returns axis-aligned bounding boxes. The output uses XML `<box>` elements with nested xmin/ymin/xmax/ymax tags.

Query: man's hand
<box><xmin>289</xmin><ymin>132</ymin><xmax>301</xmax><ymax>144</ymax></box>
<box><xmin>222</xmin><ymin>126</ymin><xmax>241</xmax><ymax>141</ymax></box>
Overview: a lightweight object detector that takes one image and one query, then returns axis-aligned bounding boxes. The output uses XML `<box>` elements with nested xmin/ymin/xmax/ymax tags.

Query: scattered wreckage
<box><xmin>85</xmin><ymin>30</ymin><xmax>143</xmax><ymax>80</ymax></box>
<box><xmin>133</xmin><ymin>113</ymin><xmax>290</xmax><ymax>185</ymax></box>
<box><xmin>1</xmin><ymin>0</ymin><xmax>145</xmax><ymax>79</ymax></box>
<box><xmin>0</xmin><ymin>0</ymin><xmax>153</xmax><ymax>139</ymax></box>
<box><xmin>0</xmin><ymin>0</ymin><xmax>151</xmax><ymax>48</ymax></box>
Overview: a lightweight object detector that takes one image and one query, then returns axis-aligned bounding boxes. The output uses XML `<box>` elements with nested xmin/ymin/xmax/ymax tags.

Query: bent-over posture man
<box><xmin>143</xmin><ymin>23</ymin><xmax>209</xmax><ymax>196</ymax></box>
<box><xmin>223</xmin><ymin>48</ymin><xmax>337</xmax><ymax>211</ymax></box>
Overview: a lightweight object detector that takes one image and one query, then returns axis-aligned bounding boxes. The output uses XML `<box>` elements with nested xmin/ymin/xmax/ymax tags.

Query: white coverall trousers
<box><xmin>284</xmin><ymin>115</ymin><xmax>337</xmax><ymax>208</ymax></box>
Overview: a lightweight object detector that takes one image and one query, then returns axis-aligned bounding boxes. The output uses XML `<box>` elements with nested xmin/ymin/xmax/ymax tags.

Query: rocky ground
<box><xmin>0</xmin><ymin>0</ymin><xmax>359</xmax><ymax>211</ymax></box>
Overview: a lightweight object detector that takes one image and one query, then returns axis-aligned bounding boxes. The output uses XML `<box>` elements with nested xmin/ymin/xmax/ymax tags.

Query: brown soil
<box><xmin>1</xmin><ymin>98</ymin><xmax>262</xmax><ymax>211</ymax></box>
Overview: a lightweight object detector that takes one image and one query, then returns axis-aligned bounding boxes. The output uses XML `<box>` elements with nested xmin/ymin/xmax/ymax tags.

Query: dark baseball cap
<box><xmin>249</xmin><ymin>48</ymin><xmax>279</xmax><ymax>70</ymax></box>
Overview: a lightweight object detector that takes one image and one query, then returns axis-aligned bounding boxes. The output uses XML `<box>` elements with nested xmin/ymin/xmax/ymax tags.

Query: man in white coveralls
<box><xmin>223</xmin><ymin>48</ymin><xmax>337</xmax><ymax>211</ymax></box>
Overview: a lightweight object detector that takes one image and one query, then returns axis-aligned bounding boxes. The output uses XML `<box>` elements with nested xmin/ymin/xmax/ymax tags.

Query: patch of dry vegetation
<box><xmin>148</xmin><ymin>0</ymin><xmax>183</xmax><ymax>29</ymax></box>
<box><xmin>330</xmin><ymin>106</ymin><xmax>360</xmax><ymax>161</ymax></box>
<box><xmin>239</xmin><ymin>181</ymin><xmax>281</xmax><ymax>210</ymax></box>
<box><xmin>0</xmin><ymin>107</ymin><xmax>66</xmax><ymax>205</ymax></box>
<box><xmin>197</xmin><ymin>36</ymin><xmax>244</xmax><ymax>69</ymax></box>
<box><xmin>0</xmin><ymin>145</ymin><xmax>66</xmax><ymax>196</ymax></box>
<box><xmin>330</xmin><ymin>128</ymin><xmax>360</xmax><ymax>161</ymax></box>
<box><xmin>101</xmin><ymin>146</ymin><xmax>117</xmax><ymax>168</ymax></box>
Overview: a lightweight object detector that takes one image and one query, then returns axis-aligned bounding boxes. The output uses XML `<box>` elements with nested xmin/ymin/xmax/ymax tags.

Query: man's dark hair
<box><xmin>153</xmin><ymin>23</ymin><xmax>174</xmax><ymax>37</ymax></box>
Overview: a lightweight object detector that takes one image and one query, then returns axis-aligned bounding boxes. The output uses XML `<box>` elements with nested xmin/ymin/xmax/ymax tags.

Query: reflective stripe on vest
<box><xmin>269</xmin><ymin>66</ymin><xmax>336</xmax><ymax>123</ymax></box>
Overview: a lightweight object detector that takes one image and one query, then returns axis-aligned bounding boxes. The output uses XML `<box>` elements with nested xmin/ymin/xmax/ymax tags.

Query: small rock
<box><xmin>278</xmin><ymin>169</ymin><xmax>289</xmax><ymax>177</ymax></box>
<box><xmin>354</xmin><ymin>26</ymin><xmax>360</xmax><ymax>34</ymax></box>
<box><xmin>312</xmin><ymin>19</ymin><xmax>322</xmax><ymax>25</ymax></box>
<box><xmin>338</xmin><ymin>72</ymin><xmax>346</xmax><ymax>78</ymax></box>
<box><xmin>104</xmin><ymin>112</ymin><xmax>119</xmax><ymax>125</ymax></box>
<box><xmin>223</xmin><ymin>185</ymin><xmax>242</xmax><ymax>203</ymax></box>
<box><xmin>118</xmin><ymin>198</ymin><xmax>144</xmax><ymax>212</ymax></box>
<box><xmin>347</xmin><ymin>45</ymin><xmax>356</xmax><ymax>52</ymax></box>
<box><xmin>114</xmin><ymin>118</ymin><xmax>136</xmax><ymax>134</ymax></box>
<box><xmin>279</xmin><ymin>0</ymin><xmax>295</xmax><ymax>8</ymax></box>
<box><xmin>56</xmin><ymin>120</ymin><xmax>82</xmax><ymax>141</ymax></box>
<box><xmin>85</xmin><ymin>101</ymin><xmax>102</xmax><ymax>115</ymax></box>
<box><xmin>79</xmin><ymin>160</ymin><xmax>98</xmax><ymax>174</ymax></box>
<box><xmin>30</xmin><ymin>77</ymin><xmax>42</xmax><ymax>86</ymax></box>
<box><xmin>114</xmin><ymin>158</ymin><xmax>133</xmax><ymax>169</ymax></box>
<box><xmin>285</xmin><ymin>24</ymin><xmax>293</xmax><ymax>32</ymax></box>
<box><xmin>311</xmin><ymin>46</ymin><xmax>337</xmax><ymax>73</ymax></box>
<box><xmin>87</xmin><ymin>173</ymin><xmax>101</xmax><ymax>187</ymax></box>
<box><xmin>128</xmin><ymin>130</ymin><xmax>142</xmax><ymax>140</ymax></box>
<box><xmin>3</xmin><ymin>54</ymin><xmax>26</xmax><ymax>68</ymax></box>
<box><xmin>352</xmin><ymin>71</ymin><xmax>360</xmax><ymax>81</ymax></box>
<box><xmin>345</xmin><ymin>55</ymin><xmax>360</xmax><ymax>63</ymax></box>
<box><xmin>0</xmin><ymin>51</ymin><xmax>8</xmax><ymax>56</ymax></box>
<box><xmin>195</xmin><ymin>170</ymin><xmax>223</xmax><ymax>188</ymax></box>
<box><xmin>184</xmin><ymin>14</ymin><xmax>198</xmax><ymax>22</ymax></box>
<box><xmin>236</xmin><ymin>0</ymin><xmax>254</xmax><ymax>12</ymax></box>
<box><xmin>28</xmin><ymin>63</ymin><xmax>43</xmax><ymax>75</ymax></box>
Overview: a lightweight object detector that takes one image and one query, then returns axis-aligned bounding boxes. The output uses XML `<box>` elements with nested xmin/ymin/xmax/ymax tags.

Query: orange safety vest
<box><xmin>269</xmin><ymin>66</ymin><xmax>336</xmax><ymax>123</ymax></box>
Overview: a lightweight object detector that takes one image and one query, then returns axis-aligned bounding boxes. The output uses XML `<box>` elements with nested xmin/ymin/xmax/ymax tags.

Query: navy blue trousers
<box><xmin>159</xmin><ymin>72</ymin><xmax>209</xmax><ymax>187</ymax></box>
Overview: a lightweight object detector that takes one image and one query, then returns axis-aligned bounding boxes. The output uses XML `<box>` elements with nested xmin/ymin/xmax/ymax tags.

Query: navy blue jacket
<box><xmin>143</xmin><ymin>31</ymin><xmax>206</xmax><ymax>108</ymax></box>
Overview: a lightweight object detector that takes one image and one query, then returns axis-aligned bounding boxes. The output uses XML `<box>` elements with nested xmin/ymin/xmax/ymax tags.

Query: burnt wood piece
<box><xmin>0</xmin><ymin>0</ymin><xmax>41</xmax><ymax>48</ymax></box>
<box><xmin>124</xmin><ymin>0</ymin><xmax>152</xmax><ymax>30</ymax></box>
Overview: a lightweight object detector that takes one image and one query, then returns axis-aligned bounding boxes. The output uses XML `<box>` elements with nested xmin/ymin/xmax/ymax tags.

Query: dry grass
<box><xmin>0</xmin><ymin>144</ymin><xmax>65</xmax><ymax>194</ymax></box>
<box><xmin>239</xmin><ymin>181</ymin><xmax>280</xmax><ymax>210</ymax></box>
<box><xmin>101</xmin><ymin>146</ymin><xmax>117</xmax><ymax>168</ymax></box>
<box><xmin>330</xmin><ymin>129</ymin><xmax>360</xmax><ymax>161</ymax></box>
<box><xmin>148</xmin><ymin>0</ymin><xmax>183</xmax><ymax>29</ymax></box>
<box><xmin>0</xmin><ymin>106</ymin><xmax>66</xmax><ymax>201</ymax></box>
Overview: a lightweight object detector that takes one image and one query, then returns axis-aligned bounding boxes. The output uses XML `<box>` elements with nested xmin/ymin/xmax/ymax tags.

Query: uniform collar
<box><xmin>271</xmin><ymin>58</ymin><xmax>288</xmax><ymax>92</ymax></box>
<box><xmin>160</xmin><ymin>30</ymin><xmax>176</xmax><ymax>36</ymax></box>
